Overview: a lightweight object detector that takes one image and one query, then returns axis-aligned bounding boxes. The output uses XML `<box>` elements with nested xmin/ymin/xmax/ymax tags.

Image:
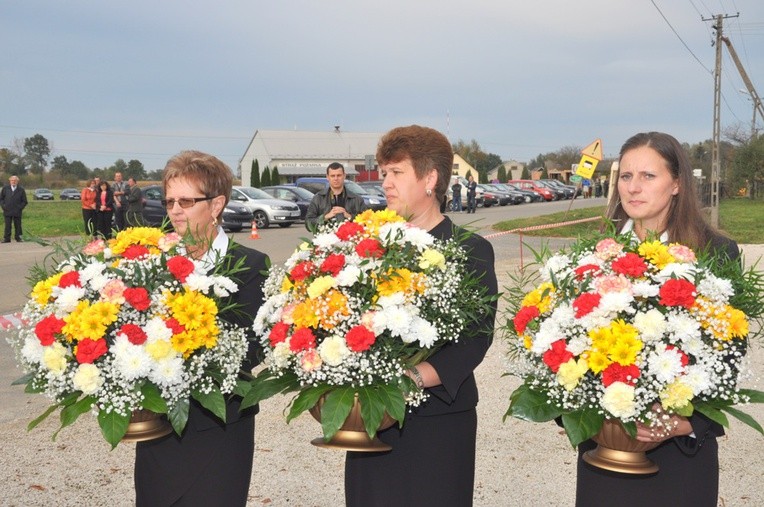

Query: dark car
<box><xmin>33</xmin><ymin>188</ymin><xmax>54</xmax><ymax>200</ymax></box>
<box><xmin>544</xmin><ymin>178</ymin><xmax>580</xmax><ymax>198</ymax></box>
<box><xmin>59</xmin><ymin>188</ymin><xmax>81</xmax><ymax>200</ymax></box>
<box><xmin>261</xmin><ymin>185</ymin><xmax>314</xmax><ymax>220</ymax></box>
<box><xmin>507</xmin><ymin>180</ymin><xmax>555</xmax><ymax>201</ymax></box>
<box><xmin>357</xmin><ymin>181</ymin><xmax>386</xmax><ymax>198</ymax></box>
<box><xmin>480</xmin><ymin>184</ymin><xmax>524</xmax><ymax>206</ymax></box>
<box><xmin>294</xmin><ymin>177</ymin><xmax>387</xmax><ymax>211</ymax></box>
<box><xmin>498</xmin><ymin>183</ymin><xmax>544</xmax><ymax>203</ymax></box>
<box><xmin>140</xmin><ymin>185</ymin><xmax>254</xmax><ymax>232</ymax></box>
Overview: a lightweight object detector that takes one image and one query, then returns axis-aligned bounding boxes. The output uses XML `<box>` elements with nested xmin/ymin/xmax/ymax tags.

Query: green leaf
<box><xmin>375</xmin><ymin>383</ymin><xmax>406</xmax><ymax>425</ymax></box>
<box><xmin>674</xmin><ymin>401</ymin><xmax>694</xmax><ymax>418</ymax></box>
<box><xmin>738</xmin><ymin>388</ymin><xmax>764</xmax><ymax>404</ymax></box>
<box><xmin>233</xmin><ymin>378</ymin><xmax>251</xmax><ymax>398</ymax></box>
<box><xmin>694</xmin><ymin>401</ymin><xmax>730</xmax><ymax>428</ymax></box>
<box><xmin>24</xmin><ymin>381</ymin><xmax>46</xmax><ymax>394</ymax></box>
<box><xmin>504</xmin><ymin>384</ymin><xmax>562</xmax><ymax>423</ymax></box>
<box><xmin>59</xmin><ymin>395</ymin><xmax>95</xmax><ymax>429</ymax></box>
<box><xmin>561</xmin><ymin>410</ymin><xmax>604</xmax><ymax>448</ymax></box>
<box><xmin>286</xmin><ymin>385</ymin><xmax>333</xmax><ymax>423</ymax></box>
<box><xmin>97</xmin><ymin>410</ymin><xmax>131</xmax><ymax>449</ymax></box>
<box><xmin>168</xmin><ymin>398</ymin><xmax>190</xmax><ymax>435</ymax></box>
<box><xmin>241</xmin><ymin>371</ymin><xmax>300</xmax><ymax>410</ymax></box>
<box><xmin>27</xmin><ymin>404</ymin><xmax>59</xmax><ymax>431</ymax></box>
<box><xmin>12</xmin><ymin>372</ymin><xmax>34</xmax><ymax>386</ymax></box>
<box><xmin>356</xmin><ymin>387</ymin><xmax>385</xmax><ymax>438</ymax></box>
<box><xmin>722</xmin><ymin>405</ymin><xmax>764</xmax><ymax>435</ymax></box>
<box><xmin>318</xmin><ymin>388</ymin><xmax>355</xmax><ymax>441</ymax></box>
<box><xmin>192</xmin><ymin>386</ymin><xmax>226</xmax><ymax>423</ymax></box>
<box><xmin>140</xmin><ymin>383</ymin><xmax>168</xmax><ymax>414</ymax></box>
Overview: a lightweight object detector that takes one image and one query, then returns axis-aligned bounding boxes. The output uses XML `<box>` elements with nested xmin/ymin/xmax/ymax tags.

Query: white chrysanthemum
<box><xmin>632</xmin><ymin>280</ymin><xmax>660</xmax><ymax>298</ymax></box>
<box><xmin>382</xmin><ymin>306</ymin><xmax>415</xmax><ymax>340</ymax></box>
<box><xmin>378</xmin><ymin>222</ymin><xmax>406</xmax><ymax>243</ymax></box>
<box><xmin>185</xmin><ymin>273</ymin><xmax>213</xmax><ymax>293</ymax></box>
<box><xmin>72</xmin><ymin>363</ymin><xmax>103</xmax><ymax>395</ymax></box>
<box><xmin>313</xmin><ymin>232</ymin><xmax>341</xmax><ymax>249</ymax></box>
<box><xmin>113</xmin><ymin>344</ymin><xmax>152</xmax><ymax>381</ymax></box>
<box><xmin>655</xmin><ymin>263</ymin><xmax>696</xmax><ymax>282</ymax></box>
<box><xmin>678</xmin><ymin>335</ymin><xmax>706</xmax><ymax>357</ymax></box>
<box><xmin>103</xmin><ymin>247</ymin><xmax>113</xmax><ymax>259</ymax></box>
<box><xmin>318</xmin><ymin>335</ymin><xmax>350</xmax><ymax>366</ymax></box>
<box><xmin>144</xmin><ymin>317</ymin><xmax>173</xmax><ymax>342</ymax></box>
<box><xmin>110</xmin><ymin>334</ymin><xmax>132</xmax><ymax>356</ymax></box>
<box><xmin>597</xmin><ymin>292</ymin><xmax>635</xmax><ymax>316</ymax></box>
<box><xmin>540</xmin><ymin>254</ymin><xmax>572</xmax><ymax>281</ymax></box>
<box><xmin>149</xmin><ymin>356</ymin><xmax>184</xmax><ymax>387</ymax></box>
<box><xmin>401</xmin><ymin>226</ymin><xmax>434</xmax><ymax>248</ymax></box>
<box><xmin>212</xmin><ymin>276</ymin><xmax>239</xmax><ymax>298</ymax></box>
<box><xmin>647</xmin><ymin>346</ymin><xmax>685</xmax><ymax>383</ymax></box>
<box><xmin>377</xmin><ymin>292</ymin><xmax>406</xmax><ymax>308</ymax></box>
<box><xmin>683</xmin><ymin>365</ymin><xmax>712</xmax><ymax>394</ymax></box>
<box><xmin>411</xmin><ymin>317</ymin><xmax>439</xmax><ymax>348</ymax></box>
<box><xmin>54</xmin><ymin>286</ymin><xmax>87</xmax><ymax>313</ymax></box>
<box><xmin>271</xmin><ymin>342</ymin><xmax>292</xmax><ymax>368</ymax></box>
<box><xmin>88</xmin><ymin>273</ymin><xmax>110</xmax><ymax>292</ymax></box>
<box><xmin>530</xmin><ymin>320</ymin><xmax>560</xmax><ymax>354</ymax></box>
<box><xmin>601</xmin><ymin>382</ymin><xmax>637</xmax><ymax>419</ymax></box>
<box><xmin>21</xmin><ymin>335</ymin><xmax>44</xmax><ymax>364</ymax></box>
<box><xmin>697</xmin><ymin>274</ymin><xmax>734</xmax><ymax>301</ymax></box>
<box><xmin>566</xmin><ymin>335</ymin><xmax>590</xmax><ymax>356</ymax></box>
<box><xmin>78</xmin><ymin>260</ymin><xmax>105</xmax><ymax>280</ymax></box>
<box><xmin>336</xmin><ymin>265</ymin><xmax>361</xmax><ymax>286</ymax></box>
<box><xmin>666</xmin><ymin>313</ymin><xmax>701</xmax><ymax>340</ymax></box>
<box><xmin>633</xmin><ymin>309</ymin><xmax>667</xmax><ymax>342</ymax></box>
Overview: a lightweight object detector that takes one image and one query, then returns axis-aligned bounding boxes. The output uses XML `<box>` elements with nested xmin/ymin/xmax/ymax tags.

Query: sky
<box><xmin>2</xmin><ymin>0</ymin><xmax>763</xmax><ymax>175</ymax></box>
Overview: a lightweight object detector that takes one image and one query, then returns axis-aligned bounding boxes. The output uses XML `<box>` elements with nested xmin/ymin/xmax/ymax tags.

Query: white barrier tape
<box><xmin>0</xmin><ymin>312</ymin><xmax>26</xmax><ymax>330</ymax></box>
<box><xmin>484</xmin><ymin>216</ymin><xmax>601</xmax><ymax>239</ymax></box>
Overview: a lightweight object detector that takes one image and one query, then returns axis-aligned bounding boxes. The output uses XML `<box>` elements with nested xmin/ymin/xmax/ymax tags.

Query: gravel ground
<box><xmin>1</xmin><ymin>248</ymin><xmax>763</xmax><ymax>506</ymax></box>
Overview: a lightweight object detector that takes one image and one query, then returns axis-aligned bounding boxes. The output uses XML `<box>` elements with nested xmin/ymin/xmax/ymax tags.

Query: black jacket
<box><xmin>305</xmin><ymin>185</ymin><xmax>366</xmax><ymax>231</ymax></box>
<box><xmin>0</xmin><ymin>184</ymin><xmax>28</xmax><ymax>217</ymax></box>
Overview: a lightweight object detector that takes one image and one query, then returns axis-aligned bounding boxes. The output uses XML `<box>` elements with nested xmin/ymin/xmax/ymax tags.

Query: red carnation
<box><xmin>602</xmin><ymin>363</ymin><xmax>641</xmax><ymax>387</ymax></box>
<box><xmin>167</xmin><ymin>255</ymin><xmax>195</xmax><ymax>283</ymax></box>
<box><xmin>345</xmin><ymin>325</ymin><xmax>376</xmax><ymax>352</ymax></box>
<box><xmin>122</xmin><ymin>244</ymin><xmax>151</xmax><ymax>260</ymax></box>
<box><xmin>165</xmin><ymin>317</ymin><xmax>185</xmax><ymax>335</ymax></box>
<box><xmin>290</xmin><ymin>261</ymin><xmax>315</xmax><ymax>282</ymax></box>
<box><xmin>58</xmin><ymin>271</ymin><xmax>81</xmax><ymax>288</ymax></box>
<box><xmin>289</xmin><ymin>328</ymin><xmax>316</xmax><ymax>353</ymax></box>
<box><xmin>513</xmin><ymin>306</ymin><xmax>540</xmax><ymax>335</ymax></box>
<box><xmin>659</xmin><ymin>279</ymin><xmax>697</xmax><ymax>309</ymax></box>
<box><xmin>34</xmin><ymin>314</ymin><xmax>65</xmax><ymax>346</ymax></box>
<box><xmin>611</xmin><ymin>253</ymin><xmax>648</xmax><ymax>278</ymax></box>
<box><xmin>119</xmin><ymin>323</ymin><xmax>147</xmax><ymax>345</ymax></box>
<box><xmin>124</xmin><ymin>287</ymin><xmax>151</xmax><ymax>311</ymax></box>
<box><xmin>574</xmin><ymin>264</ymin><xmax>600</xmax><ymax>280</ymax></box>
<box><xmin>320</xmin><ymin>253</ymin><xmax>346</xmax><ymax>276</ymax></box>
<box><xmin>572</xmin><ymin>292</ymin><xmax>601</xmax><ymax>318</ymax></box>
<box><xmin>355</xmin><ymin>238</ymin><xmax>385</xmax><ymax>258</ymax></box>
<box><xmin>542</xmin><ymin>339</ymin><xmax>574</xmax><ymax>373</ymax></box>
<box><xmin>336</xmin><ymin>222</ymin><xmax>364</xmax><ymax>241</ymax></box>
<box><xmin>75</xmin><ymin>338</ymin><xmax>108</xmax><ymax>364</ymax></box>
<box><xmin>268</xmin><ymin>322</ymin><xmax>290</xmax><ymax>346</ymax></box>
<box><xmin>666</xmin><ymin>345</ymin><xmax>689</xmax><ymax>367</ymax></box>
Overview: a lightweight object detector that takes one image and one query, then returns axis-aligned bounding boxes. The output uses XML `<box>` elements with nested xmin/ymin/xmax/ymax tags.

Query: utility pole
<box><xmin>703</xmin><ymin>13</ymin><xmax>738</xmax><ymax>227</ymax></box>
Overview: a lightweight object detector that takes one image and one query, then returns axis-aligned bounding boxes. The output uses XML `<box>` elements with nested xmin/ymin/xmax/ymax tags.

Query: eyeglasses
<box><xmin>161</xmin><ymin>197</ymin><xmax>213</xmax><ymax>209</ymax></box>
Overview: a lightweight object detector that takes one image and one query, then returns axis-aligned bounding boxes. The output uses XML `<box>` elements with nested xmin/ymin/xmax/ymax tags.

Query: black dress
<box><xmin>134</xmin><ymin>243</ymin><xmax>269</xmax><ymax>506</ymax></box>
<box><xmin>575</xmin><ymin>234</ymin><xmax>740</xmax><ymax>507</ymax></box>
<box><xmin>345</xmin><ymin>217</ymin><xmax>498</xmax><ymax>507</ymax></box>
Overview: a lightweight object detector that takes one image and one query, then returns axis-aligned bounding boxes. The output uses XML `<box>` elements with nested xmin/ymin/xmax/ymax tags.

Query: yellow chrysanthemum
<box><xmin>377</xmin><ymin>268</ymin><xmax>424</xmax><ymax>299</ymax></box>
<box><xmin>609</xmin><ymin>339</ymin><xmax>641</xmax><ymax>366</ymax></box>
<box><xmin>307</xmin><ymin>275</ymin><xmax>336</xmax><ymax>299</ymax></box>
<box><xmin>585</xmin><ymin>349</ymin><xmax>611</xmax><ymax>374</ymax></box>
<box><xmin>90</xmin><ymin>301</ymin><xmax>120</xmax><ymax>326</ymax></box>
<box><xmin>638</xmin><ymin>240</ymin><xmax>675</xmax><ymax>269</ymax></box>
<box><xmin>31</xmin><ymin>273</ymin><xmax>64</xmax><ymax>306</ymax></box>
<box><xmin>353</xmin><ymin>209</ymin><xmax>405</xmax><ymax>237</ymax></box>
<box><xmin>292</xmin><ymin>300</ymin><xmax>319</xmax><ymax>329</ymax></box>
<box><xmin>109</xmin><ymin>227</ymin><xmax>165</xmax><ymax>255</ymax></box>
<box><xmin>660</xmin><ymin>380</ymin><xmax>694</xmax><ymax>410</ymax></box>
<box><xmin>523</xmin><ymin>335</ymin><xmax>533</xmax><ymax>350</ymax></box>
<box><xmin>171</xmin><ymin>331</ymin><xmax>197</xmax><ymax>357</ymax></box>
<box><xmin>589</xmin><ymin>326</ymin><xmax>617</xmax><ymax>353</ymax></box>
<box><xmin>316</xmin><ymin>289</ymin><xmax>350</xmax><ymax>330</ymax></box>
<box><xmin>727</xmin><ymin>307</ymin><xmax>749</xmax><ymax>339</ymax></box>
<box><xmin>522</xmin><ymin>282</ymin><xmax>555</xmax><ymax>314</ymax></box>
<box><xmin>610</xmin><ymin>319</ymin><xmax>640</xmax><ymax>341</ymax></box>
<box><xmin>281</xmin><ymin>275</ymin><xmax>293</xmax><ymax>293</ymax></box>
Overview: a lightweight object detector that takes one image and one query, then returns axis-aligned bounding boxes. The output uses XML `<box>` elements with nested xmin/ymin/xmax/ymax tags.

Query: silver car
<box><xmin>230</xmin><ymin>186</ymin><xmax>301</xmax><ymax>228</ymax></box>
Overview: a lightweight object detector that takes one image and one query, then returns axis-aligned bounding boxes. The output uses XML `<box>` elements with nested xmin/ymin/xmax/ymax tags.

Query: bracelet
<box><xmin>410</xmin><ymin>366</ymin><xmax>424</xmax><ymax>389</ymax></box>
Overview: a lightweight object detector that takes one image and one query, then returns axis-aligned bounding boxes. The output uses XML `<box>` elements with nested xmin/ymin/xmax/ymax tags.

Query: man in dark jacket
<box><xmin>305</xmin><ymin>162</ymin><xmax>366</xmax><ymax>231</ymax></box>
<box><xmin>0</xmin><ymin>175</ymin><xmax>28</xmax><ymax>242</ymax></box>
<box><xmin>125</xmin><ymin>177</ymin><xmax>144</xmax><ymax>226</ymax></box>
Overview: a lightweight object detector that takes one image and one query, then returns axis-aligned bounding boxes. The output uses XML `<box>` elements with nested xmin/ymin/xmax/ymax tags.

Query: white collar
<box><xmin>621</xmin><ymin>219</ymin><xmax>669</xmax><ymax>244</ymax></box>
<box><xmin>197</xmin><ymin>227</ymin><xmax>229</xmax><ymax>273</ymax></box>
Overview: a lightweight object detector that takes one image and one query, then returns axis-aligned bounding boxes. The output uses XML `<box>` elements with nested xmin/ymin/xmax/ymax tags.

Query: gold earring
<box><xmin>212</xmin><ymin>216</ymin><xmax>219</xmax><ymax>227</ymax></box>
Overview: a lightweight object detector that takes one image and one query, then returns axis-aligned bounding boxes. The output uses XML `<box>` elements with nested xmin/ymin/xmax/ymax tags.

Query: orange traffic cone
<box><xmin>250</xmin><ymin>221</ymin><xmax>260</xmax><ymax>239</ymax></box>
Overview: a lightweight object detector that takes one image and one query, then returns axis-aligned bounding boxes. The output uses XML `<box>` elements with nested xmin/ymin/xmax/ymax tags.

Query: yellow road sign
<box><xmin>581</xmin><ymin>139</ymin><xmax>603</xmax><ymax>160</ymax></box>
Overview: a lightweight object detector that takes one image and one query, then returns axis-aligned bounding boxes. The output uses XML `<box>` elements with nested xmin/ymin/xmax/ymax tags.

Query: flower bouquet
<box><xmin>503</xmin><ymin>230</ymin><xmax>764</xmax><ymax>472</ymax></box>
<box><xmin>7</xmin><ymin>227</ymin><xmax>250</xmax><ymax>447</ymax></box>
<box><xmin>243</xmin><ymin>209</ymin><xmax>492</xmax><ymax>450</ymax></box>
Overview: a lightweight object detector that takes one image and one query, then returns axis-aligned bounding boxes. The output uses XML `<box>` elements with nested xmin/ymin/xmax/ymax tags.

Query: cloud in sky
<box><xmin>2</xmin><ymin>0</ymin><xmax>762</xmax><ymax>173</ymax></box>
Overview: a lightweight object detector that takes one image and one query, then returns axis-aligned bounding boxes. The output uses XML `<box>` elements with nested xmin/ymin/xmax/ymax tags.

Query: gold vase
<box><xmin>582</xmin><ymin>419</ymin><xmax>660</xmax><ymax>474</ymax></box>
<box><xmin>121</xmin><ymin>409</ymin><xmax>174</xmax><ymax>443</ymax></box>
<box><xmin>309</xmin><ymin>394</ymin><xmax>396</xmax><ymax>452</ymax></box>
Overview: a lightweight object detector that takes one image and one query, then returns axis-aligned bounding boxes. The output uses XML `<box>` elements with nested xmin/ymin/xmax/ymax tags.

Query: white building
<box><xmin>239</xmin><ymin>128</ymin><xmax>382</xmax><ymax>184</ymax></box>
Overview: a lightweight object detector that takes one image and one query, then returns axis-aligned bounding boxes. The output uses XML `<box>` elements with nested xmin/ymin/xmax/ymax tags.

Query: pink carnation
<box><xmin>595</xmin><ymin>238</ymin><xmax>624</xmax><ymax>260</ymax></box>
<box><xmin>668</xmin><ymin>244</ymin><xmax>697</xmax><ymax>263</ymax></box>
<box><xmin>593</xmin><ymin>274</ymin><xmax>633</xmax><ymax>295</ymax></box>
<box><xmin>83</xmin><ymin>239</ymin><xmax>106</xmax><ymax>256</ymax></box>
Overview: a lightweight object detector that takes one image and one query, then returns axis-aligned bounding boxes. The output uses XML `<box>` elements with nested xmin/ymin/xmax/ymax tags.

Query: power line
<box><xmin>0</xmin><ymin>124</ymin><xmax>250</xmax><ymax>141</ymax></box>
<box><xmin>651</xmin><ymin>0</ymin><xmax>713</xmax><ymax>74</ymax></box>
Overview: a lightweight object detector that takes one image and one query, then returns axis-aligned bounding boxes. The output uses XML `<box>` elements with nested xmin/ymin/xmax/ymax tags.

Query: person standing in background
<box><xmin>451</xmin><ymin>177</ymin><xmax>463</xmax><ymax>212</ymax></box>
<box><xmin>0</xmin><ymin>175</ymin><xmax>27</xmax><ymax>242</ymax></box>
<box><xmin>95</xmin><ymin>180</ymin><xmax>114</xmax><ymax>239</ymax></box>
<box><xmin>112</xmin><ymin>172</ymin><xmax>128</xmax><ymax>231</ymax></box>
<box><xmin>466</xmin><ymin>174</ymin><xmax>477</xmax><ymax>213</ymax></box>
<box><xmin>125</xmin><ymin>177</ymin><xmax>144</xmax><ymax>226</ymax></box>
<box><xmin>80</xmin><ymin>179</ymin><xmax>97</xmax><ymax>237</ymax></box>
<box><xmin>304</xmin><ymin>162</ymin><xmax>366</xmax><ymax>231</ymax></box>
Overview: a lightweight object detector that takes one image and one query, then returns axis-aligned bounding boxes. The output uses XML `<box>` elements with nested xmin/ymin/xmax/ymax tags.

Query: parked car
<box><xmin>494</xmin><ymin>183</ymin><xmax>542</xmax><ymax>203</ymax></box>
<box><xmin>356</xmin><ymin>181</ymin><xmax>386</xmax><ymax>198</ymax></box>
<box><xmin>230</xmin><ymin>186</ymin><xmax>301</xmax><ymax>228</ymax></box>
<box><xmin>481</xmin><ymin>183</ymin><xmax>524</xmax><ymax>205</ymax></box>
<box><xmin>533</xmin><ymin>179</ymin><xmax>566</xmax><ymax>200</ymax></box>
<box><xmin>261</xmin><ymin>185</ymin><xmax>314</xmax><ymax>220</ymax></box>
<box><xmin>140</xmin><ymin>185</ymin><xmax>254</xmax><ymax>232</ymax></box>
<box><xmin>59</xmin><ymin>188</ymin><xmax>81</xmax><ymax>200</ymax></box>
<box><xmin>476</xmin><ymin>184</ymin><xmax>501</xmax><ymax>207</ymax></box>
<box><xmin>543</xmin><ymin>178</ymin><xmax>580</xmax><ymax>198</ymax></box>
<box><xmin>294</xmin><ymin>177</ymin><xmax>386</xmax><ymax>211</ymax></box>
<box><xmin>33</xmin><ymin>188</ymin><xmax>54</xmax><ymax>200</ymax></box>
<box><xmin>507</xmin><ymin>180</ymin><xmax>555</xmax><ymax>201</ymax></box>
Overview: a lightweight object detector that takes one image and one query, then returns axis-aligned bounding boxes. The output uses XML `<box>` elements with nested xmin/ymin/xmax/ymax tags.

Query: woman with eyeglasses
<box><xmin>134</xmin><ymin>151</ymin><xmax>270</xmax><ymax>506</ymax></box>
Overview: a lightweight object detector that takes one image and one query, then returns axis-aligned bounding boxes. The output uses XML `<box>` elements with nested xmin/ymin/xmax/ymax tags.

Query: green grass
<box><xmin>19</xmin><ymin>201</ymin><xmax>90</xmax><ymax>238</ymax></box>
<box><xmin>493</xmin><ymin>198</ymin><xmax>764</xmax><ymax>244</ymax></box>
